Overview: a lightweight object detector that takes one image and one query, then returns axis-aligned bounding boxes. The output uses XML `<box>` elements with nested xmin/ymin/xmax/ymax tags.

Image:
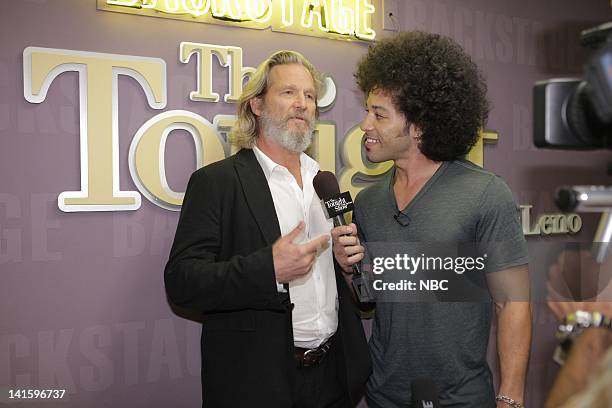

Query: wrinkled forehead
<box><xmin>267</xmin><ymin>63</ymin><xmax>317</xmax><ymax>93</ymax></box>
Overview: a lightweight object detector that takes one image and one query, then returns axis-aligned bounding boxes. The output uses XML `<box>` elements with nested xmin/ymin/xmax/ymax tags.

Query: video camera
<box><xmin>533</xmin><ymin>21</ymin><xmax>612</xmax><ymax>263</ymax></box>
<box><xmin>534</xmin><ymin>21</ymin><xmax>611</xmax><ymax>149</ymax></box>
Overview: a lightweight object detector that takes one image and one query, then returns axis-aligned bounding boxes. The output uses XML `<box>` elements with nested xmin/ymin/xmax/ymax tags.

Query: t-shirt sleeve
<box><xmin>476</xmin><ymin>176</ymin><xmax>528</xmax><ymax>273</ymax></box>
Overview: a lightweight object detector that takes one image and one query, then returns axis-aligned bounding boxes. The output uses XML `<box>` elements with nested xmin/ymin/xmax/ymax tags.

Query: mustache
<box><xmin>259</xmin><ymin>109</ymin><xmax>315</xmax><ymax>131</ymax></box>
<box><xmin>287</xmin><ymin>113</ymin><xmax>313</xmax><ymax>125</ymax></box>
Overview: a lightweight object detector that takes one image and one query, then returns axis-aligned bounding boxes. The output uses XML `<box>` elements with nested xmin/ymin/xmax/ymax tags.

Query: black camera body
<box><xmin>534</xmin><ymin>22</ymin><xmax>612</xmax><ymax>150</ymax></box>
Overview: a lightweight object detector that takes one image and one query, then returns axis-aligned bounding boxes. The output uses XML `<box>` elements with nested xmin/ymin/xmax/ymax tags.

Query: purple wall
<box><xmin>1</xmin><ymin>0</ymin><xmax>611</xmax><ymax>407</ymax></box>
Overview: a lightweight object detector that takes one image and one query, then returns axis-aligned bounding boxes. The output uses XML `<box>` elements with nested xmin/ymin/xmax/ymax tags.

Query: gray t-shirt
<box><xmin>355</xmin><ymin>160</ymin><xmax>528</xmax><ymax>408</ymax></box>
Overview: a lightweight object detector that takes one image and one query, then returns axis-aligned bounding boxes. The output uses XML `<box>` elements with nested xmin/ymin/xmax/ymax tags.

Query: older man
<box><xmin>165</xmin><ymin>50</ymin><xmax>370</xmax><ymax>408</ymax></box>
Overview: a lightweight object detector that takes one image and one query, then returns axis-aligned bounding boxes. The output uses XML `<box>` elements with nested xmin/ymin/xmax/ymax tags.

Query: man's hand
<box><xmin>273</xmin><ymin>221</ymin><xmax>329</xmax><ymax>283</ymax></box>
<box><xmin>331</xmin><ymin>223</ymin><xmax>364</xmax><ymax>273</ymax></box>
<box><xmin>545</xmin><ymin>327</ymin><xmax>612</xmax><ymax>408</ymax></box>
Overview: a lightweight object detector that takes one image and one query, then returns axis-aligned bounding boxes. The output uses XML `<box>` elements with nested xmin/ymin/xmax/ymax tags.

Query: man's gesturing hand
<box><xmin>273</xmin><ymin>221</ymin><xmax>330</xmax><ymax>283</ymax></box>
<box><xmin>331</xmin><ymin>223</ymin><xmax>364</xmax><ymax>274</ymax></box>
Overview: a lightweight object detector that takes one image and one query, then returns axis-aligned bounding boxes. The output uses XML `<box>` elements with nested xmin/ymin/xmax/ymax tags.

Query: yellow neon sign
<box><xmin>99</xmin><ymin>0</ymin><xmax>376</xmax><ymax>41</ymax></box>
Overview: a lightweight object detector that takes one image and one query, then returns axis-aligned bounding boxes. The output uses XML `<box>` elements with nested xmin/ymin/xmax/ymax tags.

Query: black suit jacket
<box><xmin>165</xmin><ymin>149</ymin><xmax>371</xmax><ymax>407</ymax></box>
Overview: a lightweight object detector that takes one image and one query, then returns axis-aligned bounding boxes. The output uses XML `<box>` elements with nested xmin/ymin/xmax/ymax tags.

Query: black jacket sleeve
<box><xmin>164</xmin><ymin>167</ymin><xmax>281</xmax><ymax>313</ymax></box>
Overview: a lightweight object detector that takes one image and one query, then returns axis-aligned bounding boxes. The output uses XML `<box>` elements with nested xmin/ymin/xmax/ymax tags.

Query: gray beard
<box><xmin>259</xmin><ymin>111</ymin><xmax>314</xmax><ymax>153</ymax></box>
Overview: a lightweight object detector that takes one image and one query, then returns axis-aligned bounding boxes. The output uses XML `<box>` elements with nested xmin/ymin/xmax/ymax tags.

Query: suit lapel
<box><xmin>234</xmin><ymin>149</ymin><xmax>281</xmax><ymax>245</ymax></box>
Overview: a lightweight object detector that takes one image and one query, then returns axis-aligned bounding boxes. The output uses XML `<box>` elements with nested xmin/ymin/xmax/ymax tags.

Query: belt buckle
<box><xmin>301</xmin><ymin>338</ymin><xmax>331</xmax><ymax>367</ymax></box>
<box><xmin>302</xmin><ymin>348</ymin><xmax>324</xmax><ymax>367</ymax></box>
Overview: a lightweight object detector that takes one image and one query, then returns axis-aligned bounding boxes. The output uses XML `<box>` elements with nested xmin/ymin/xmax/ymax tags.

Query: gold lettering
<box><xmin>520</xmin><ymin>205</ymin><xmax>582</xmax><ymax>236</ymax></box>
<box><xmin>466</xmin><ymin>129</ymin><xmax>498</xmax><ymax>167</ymax></box>
<box><xmin>567</xmin><ymin>214</ymin><xmax>582</xmax><ymax>233</ymax></box>
<box><xmin>107</xmin><ymin>0</ymin><xmax>140</xmax><ymax>5</ymax></box>
<box><xmin>280</xmin><ymin>0</ymin><xmax>294</xmax><ymax>26</ymax></box>
<box><xmin>211</xmin><ymin>0</ymin><xmax>242</xmax><ymax>19</ymax></box>
<box><xmin>301</xmin><ymin>0</ymin><xmax>330</xmax><ymax>32</ymax></box>
<box><xmin>328</xmin><ymin>0</ymin><xmax>354</xmax><ymax>35</ymax></box>
<box><xmin>141</xmin><ymin>0</ymin><xmax>159</xmax><ymax>9</ymax></box>
<box><xmin>181</xmin><ymin>0</ymin><xmax>211</xmax><ymax>16</ymax></box>
<box><xmin>129</xmin><ymin>110</ymin><xmax>225</xmax><ymax>210</ymax></box>
<box><xmin>180</xmin><ymin>42</ymin><xmax>228</xmax><ymax>103</ymax></box>
<box><xmin>521</xmin><ymin>205</ymin><xmax>532</xmax><ymax>235</ymax></box>
<box><xmin>244</xmin><ymin>0</ymin><xmax>272</xmax><ymax>22</ymax></box>
<box><xmin>212</xmin><ymin>114</ymin><xmax>239</xmax><ymax>155</ymax></box>
<box><xmin>161</xmin><ymin>0</ymin><xmax>181</xmax><ymax>12</ymax></box>
<box><xmin>225</xmin><ymin>48</ymin><xmax>256</xmax><ymax>102</ymax></box>
<box><xmin>23</xmin><ymin>47</ymin><xmax>166</xmax><ymax>212</ymax></box>
<box><xmin>551</xmin><ymin>214</ymin><xmax>568</xmax><ymax>233</ymax></box>
<box><xmin>180</xmin><ymin>42</ymin><xmax>254</xmax><ymax>103</ymax></box>
<box><xmin>540</xmin><ymin>215</ymin><xmax>554</xmax><ymax>234</ymax></box>
<box><xmin>307</xmin><ymin>122</ymin><xmax>336</xmax><ymax>173</ymax></box>
<box><xmin>101</xmin><ymin>0</ymin><xmax>378</xmax><ymax>41</ymax></box>
<box><xmin>355</xmin><ymin>0</ymin><xmax>375</xmax><ymax>40</ymax></box>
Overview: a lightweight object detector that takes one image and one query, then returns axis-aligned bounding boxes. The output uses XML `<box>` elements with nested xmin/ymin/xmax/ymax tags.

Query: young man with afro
<box><xmin>332</xmin><ymin>31</ymin><xmax>532</xmax><ymax>408</ymax></box>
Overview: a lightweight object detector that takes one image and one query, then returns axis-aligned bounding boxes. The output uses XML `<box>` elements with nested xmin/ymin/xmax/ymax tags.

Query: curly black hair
<box><xmin>355</xmin><ymin>31</ymin><xmax>489</xmax><ymax>161</ymax></box>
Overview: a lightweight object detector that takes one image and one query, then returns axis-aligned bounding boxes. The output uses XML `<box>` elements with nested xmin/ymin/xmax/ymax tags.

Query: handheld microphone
<box><xmin>411</xmin><ymin>378</ymin><xmax>440</xmax><ymax>408</ymax></box>
<box><xmin>313</xmin><ymin>171</ymin><xmax>376</xmax><ymax>303</ymax></box>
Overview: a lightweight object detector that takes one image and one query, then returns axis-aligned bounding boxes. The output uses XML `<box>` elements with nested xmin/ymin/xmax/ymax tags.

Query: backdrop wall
<box><xmin>1</xmin><ymin>0</ymin><xmax>611</xmax><ymax>407</ymax></box>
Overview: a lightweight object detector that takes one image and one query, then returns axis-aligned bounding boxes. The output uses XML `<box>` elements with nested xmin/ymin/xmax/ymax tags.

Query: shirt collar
<box><xmin>252</xmin><ymin>145</ymin><xmax>320</xmax><ymax>181</ymax></box>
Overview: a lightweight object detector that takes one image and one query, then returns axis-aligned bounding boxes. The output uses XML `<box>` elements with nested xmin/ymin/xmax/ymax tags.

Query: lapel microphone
<box><xmin>313</xmin><ymin>171</ymin><xmax>376</xmax><ymax>303</ymax></box>
<box><xmin>394</xmin><ymin>210</ymin><xmax>411</xmax><ymax>227</ymax></box>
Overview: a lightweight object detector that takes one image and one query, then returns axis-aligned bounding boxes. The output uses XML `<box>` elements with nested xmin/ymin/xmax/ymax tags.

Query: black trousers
<box><xmin>293</xmin><ymin>337</ymin><xmax>351</xmax><ymax>408</ymax></box>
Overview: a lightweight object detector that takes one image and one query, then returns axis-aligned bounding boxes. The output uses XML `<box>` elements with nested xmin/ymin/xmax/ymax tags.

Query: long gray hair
<box><xmin>229</xmin><ymin>50</ymin><xmax>322</xmax><ymax>149</ymax></box>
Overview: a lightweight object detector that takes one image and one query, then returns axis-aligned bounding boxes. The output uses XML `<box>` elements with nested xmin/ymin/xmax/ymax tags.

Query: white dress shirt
<box><xmin>252</xmin><ymin>146</ymin><xmax>338</xmax><ymax>348</ymax></box>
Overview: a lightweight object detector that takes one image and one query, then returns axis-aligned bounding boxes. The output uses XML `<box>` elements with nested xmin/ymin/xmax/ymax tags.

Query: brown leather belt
<box><xmin>294</xmin><ymin>336</ymin><xmax>333</xmax><ymax>367</ymax></box>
